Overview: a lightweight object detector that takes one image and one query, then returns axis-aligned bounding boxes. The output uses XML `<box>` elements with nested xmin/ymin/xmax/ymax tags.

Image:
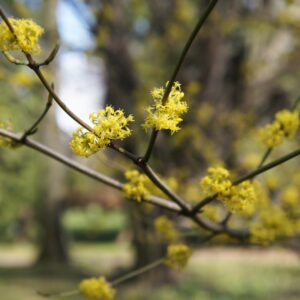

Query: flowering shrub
<box><xmin>1</xmin><ymin>1</ymin><xmax>300</xmax><ymax>298</ymax></box>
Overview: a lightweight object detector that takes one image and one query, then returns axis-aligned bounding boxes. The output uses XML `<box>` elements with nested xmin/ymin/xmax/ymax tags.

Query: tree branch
<box><xmin>20</xmin><ymin>84</ymin><xmax>54</xmax><ymax>141</ymax></box>
<box><xmin>0</xmin><ymin>128</ymin><xmax>181</xmax><ymax>213</ymax></box>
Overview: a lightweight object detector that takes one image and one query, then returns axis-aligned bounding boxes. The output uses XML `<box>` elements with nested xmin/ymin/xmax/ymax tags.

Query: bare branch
<box><xmin>20</xmin><ymin>83</ymin><xmax>54</xmax><ymax>141</ymax></box>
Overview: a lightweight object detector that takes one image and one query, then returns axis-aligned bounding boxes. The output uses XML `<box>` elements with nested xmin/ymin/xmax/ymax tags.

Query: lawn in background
<box><xmin>0</xmin><ymin>243</ymin><xmax>299</xmax><ymax>300</ymax></box>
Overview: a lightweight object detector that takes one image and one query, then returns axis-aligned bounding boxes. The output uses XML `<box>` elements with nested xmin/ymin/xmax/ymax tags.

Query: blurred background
<box><xmin>1</xmin><ymin>0</ymin><xmax>300</xmax><ymax>299</ymax></box>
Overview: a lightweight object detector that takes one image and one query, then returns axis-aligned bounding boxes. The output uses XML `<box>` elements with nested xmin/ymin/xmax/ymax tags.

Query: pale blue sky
<box><xmin>56</xmin><ymin>0</ymin><xmax>103</xmax><ymax>134</ymax></box>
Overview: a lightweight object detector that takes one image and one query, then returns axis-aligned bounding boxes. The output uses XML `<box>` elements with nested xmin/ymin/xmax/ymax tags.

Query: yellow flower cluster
<box><xmin>79</xmin><ymin>276</ymin><xmax>115</xmax><ymax>300</ymax></box>
<box><xmin>259</xmin><ymin>109</ymin><xmax>299</xmax><ymax>148</ymax></box>
<box><xmin>123</xmin><ymin>170</ymin><xmax>149</xmax><ymax>202</ymax></box>
<box><xmin>154</xmin><ymin>216</ymin><xmax>179</xmax><ymax>242</ymax></box>
<box><xmin>70</xmin><ymin>106</ymin><xmax>134</xmax><ymax>157</ymax></box>
<box><xmin>165</xmin><ymin>243</ymin><xmax>192</xmax><ymax>271</ymax></box>
<box><xmin>224</xmin><ymin>181</ymin><xmax>256</xmax><ymax>214</ymax></box>
<box><xmin>200</xmin><ymin>167</ymin><xmax>232</xmax><ymax>198</ymax></box>
<box><xmin>143</xmin><ymin>81</ymin><xmax>188</xmax><ymax>134</ymax></box>
<box><xmin>0</xmin><ymin>18</ymin><xmax>44</xmax><ymax>54</ymax></box>
<box><xmin>250</xmin><ymin>207</ymin><xmax>294</xmax><ymax>245</ymax></box>
<box><xmin>200</xmin><ymin>167</ymin><xmax>257</xmax><ymax>214</ymax></box>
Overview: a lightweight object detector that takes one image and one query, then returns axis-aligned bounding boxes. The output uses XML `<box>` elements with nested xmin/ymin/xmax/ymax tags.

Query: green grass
<box><xmin>0</xmin><ymin>243</ymin><xmax>299</xmax><ymax>300</ymax></box>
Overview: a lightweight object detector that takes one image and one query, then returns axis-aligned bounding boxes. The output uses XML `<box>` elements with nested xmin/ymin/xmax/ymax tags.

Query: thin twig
<box><xmin>111</xmin><ymin>258</ymin><xmax>165</xmax><ymax>286</ymax></box>
<box><xmin>39</xmin><ymin>43</ymin><xmax>60</xmax><ymax>66</ymax></box>
<box><xmin>20</xmin><ymin>84</ymin><xmax>54</xmax><ymax>141</ymax></box>
<box><xmin>37</xmin><ymin>289</ymin><xmax>79</xmax><ymax>298</ymax></box>
<box><xmin>142</xmin><ymin>0</ymin><xmax>219</xmax><ymax>163</ymax></box>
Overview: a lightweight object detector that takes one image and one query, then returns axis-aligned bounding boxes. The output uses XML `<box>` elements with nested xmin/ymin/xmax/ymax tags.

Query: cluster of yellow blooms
<box><xmin>200</xmin><ymin>167</ymin><xmax>256</xmax><ymax>213</ymax></box>
<box><xmin>70</xmin><ymin>106</ymin><xmax>134</xmax><ymax>157</ymax></box>
<box><xmin>259</xmin><ymin>109</ymin><xmax>299</xmax><ymax>148</ymax></box>
<box><xmin>250</xmin><ymin>206</ymin><xmax>294</xmax><ymax>245</ymax></box>
<box><xmin>123</xmin><ymin>170</ymin><xmax>149</xmax><ymax>202</ymax></box>
<box><xmin>165</xmin><ymin>243</ymin><xmax>192</xmax><ymax>271</ymax></box>
<box><xmin>0</xmin><ymin>18</ymin><xmax>44</xmax><ymax>54</ymax></box>
<box><xmin>143</xmin><ymin>81</ymin><xmax>188</xmax><ymax>134</ymax></box>
<box><xmin>154</xmin><ymin>216</ymin><xmax>179</xmax><ymax>242</ymax></box>
<box><xmin>79</xmin><ymin>276</ymin><xmax>115</xmax><ymax>300</ymax></box>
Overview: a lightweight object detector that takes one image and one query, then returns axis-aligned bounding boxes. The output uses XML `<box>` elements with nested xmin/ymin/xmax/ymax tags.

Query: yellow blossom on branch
<box><xmin>0</xmin><ymin>18</ymin><xmax>44</xmax><ymax>54</ymax></box>
<box><xmin>165</xmin><ymin>243</ymin><xmax>192</xmax><ymax>271</ymax></box>
<box><xmin>200</xmin><ymin>167</ymin><xmax>232</xmax><ymax>198</ymax></box>
<box><xmin>79</xmin><ymin>276</ymin><xmax>115</xmax><ymax>300</ymax></box>
<box><xmin>259</xmin><ymin>109</ymin><xmax>299</xmax><ymax>148</ymax></box>
<box><xmin>200</xmin><ymin>167</ymin><xmax>257</xmax><ymax>214</ymax></box>
<box><xmin>143</xmin><ymin>81</ymin><xmax>188</xmax><ymax>134</ymax></box>
<box><xmin>154</xmin><ymin>215</ymin><xmax>179</xmax><ymax>242</ymax></box>
<box><xmin>70</xmin><ymin>106</ymin><xmax>134</xmax><ymax>157</ymax></box>
<box><xmin>123</xmin><ymin>170</ymin><xmax>149</xmax><ymax>202</ymax></box>
<box><xmin>223</xmin><ymin>181</ymin><xmax>256</xmax><ymax>214</ymax></box>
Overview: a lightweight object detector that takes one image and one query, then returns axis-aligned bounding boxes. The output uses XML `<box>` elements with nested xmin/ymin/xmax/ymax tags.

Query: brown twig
<box><xmin>20</xmin><ymin>84</ymin><xmax>54</xmax><ymax>141</ymax></box>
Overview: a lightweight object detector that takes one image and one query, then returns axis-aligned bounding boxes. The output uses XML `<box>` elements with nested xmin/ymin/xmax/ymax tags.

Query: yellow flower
<box><xmin>259</xmin><ymin>109</ymin><xmax>299</xmax><ymax>148</ymax></box>
<box><xmin>70</xmin><ymin>106</ymin><xmax>134</xmax><ymax>157</ymax></box>
<box><xmin>70</xmin><ymin>129</ymin><xmax>100</xmax><ymax>157</ymax></box>
<box><xmin>154</xmin><ymin>216</ymin><xmax>179</xmax><ymax>242</ymax></box>
<box><xmin>79</xmin><ymin>276</ymin><xmax>115</xmax><ymax>300</ymax></box>
<box><xmin>275</xmin><ymin>110</ymin><xmax>299</xmax><ymax>138</ymax></box>
<box><xmin>200</xmin><ymin>167</ymin><xmax>232</xmax><ymax>198</ymax></box>
<box><xmin>0</xmin><ymin>18</ymin><xmax>44</xmax><ymax>54</ymax></box>
<box><xmin>143</xmin><ymin>81</ymin><xmax>188</xmax><ymax>134</ymax></box>
<box><xmin>123</xmin><ymin>170</ymin><xmax>149</xmax><ymax>202</ymax></box>
<box><xmin>200</xmin><ymin>167</ymin><xmax>257</xmax><ymax>214</ymax></box>
<box><xmin>223</xmin><ymin>181</ymin><xmax>256</xmax><ymax>214</ymax></box>
<box><xmin>165</xmin><ymin>243</ymin><xmax>192</xmax><ymax>271</ymax></box>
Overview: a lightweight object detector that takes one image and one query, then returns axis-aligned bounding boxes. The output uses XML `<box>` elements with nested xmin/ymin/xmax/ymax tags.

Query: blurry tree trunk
<box><xmin>92</xmin><ymin>0</ymin><xmax>172</xmax><ymax>281</ymax></box>
<box><xmin>36</xmin><ymin>0</ymin><xmax>69</xmax><ymax>264</ymax></box>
